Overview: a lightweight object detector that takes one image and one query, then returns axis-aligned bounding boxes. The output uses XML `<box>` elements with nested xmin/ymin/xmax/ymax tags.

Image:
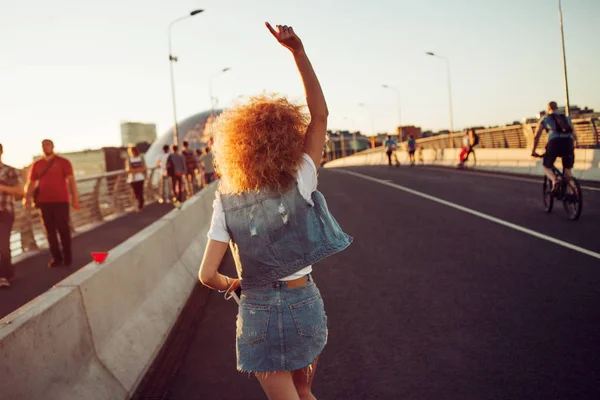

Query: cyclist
<box><xmin>531</xmin><ymin>101</ymin><xmax>578</xmax><ymax>191</ymax></box>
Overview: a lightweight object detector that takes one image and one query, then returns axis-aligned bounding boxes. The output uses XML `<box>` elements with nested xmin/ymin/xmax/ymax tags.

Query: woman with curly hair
<box><xmin>198</xmin><ymin>22</ymin><xmax>352</xmax><ymax>399</ymax></box>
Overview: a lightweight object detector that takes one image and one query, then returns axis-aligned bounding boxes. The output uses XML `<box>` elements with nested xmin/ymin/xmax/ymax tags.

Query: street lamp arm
<box><xmin>168</xmin><ymin>9</ymin><xmax>205</xmax><ymax>146</ymax></box>
<box><xmin>425</xmin><ymin>51</ymin><xmax>455</xmax><ymax>140</ymax></box>
<box><xmin>168</xmin><ymin>10</ymin><xmax>204</xmax><ymax>55</ymax></box>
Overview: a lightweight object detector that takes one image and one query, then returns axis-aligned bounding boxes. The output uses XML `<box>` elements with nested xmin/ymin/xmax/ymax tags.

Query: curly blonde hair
<box><xmin>213</xmin><ymin>95</ymin><xmax>309</xmax><ymax>194</ymax></box>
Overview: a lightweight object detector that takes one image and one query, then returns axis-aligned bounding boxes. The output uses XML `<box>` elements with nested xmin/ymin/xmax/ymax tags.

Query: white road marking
<box><xmin>420</xmin><ymin>166</ymin><xmax>600</xmax><ymax>192</ymax></box>
<box><xmin>335</xmin><ymin>169</ymin><xmax>600</xmax><ymax>261</ymax></box>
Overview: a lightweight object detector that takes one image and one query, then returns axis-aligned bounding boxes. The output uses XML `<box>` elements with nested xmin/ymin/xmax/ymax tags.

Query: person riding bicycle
<box><xmin>532</xmin><ymin>101</ymin><xmax>578</xmax><ymax>191</ymax></box>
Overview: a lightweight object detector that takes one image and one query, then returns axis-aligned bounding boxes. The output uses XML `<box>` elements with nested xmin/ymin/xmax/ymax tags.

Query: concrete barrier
<box><xmin>325</xmin><ymin>147</ymin><xmax>600</xmax><ymax>182</ymax></box>
<box><xmin>0</xmin><ymin>184</ymin><xmax>217</xmax><ymax>400</ymax></box>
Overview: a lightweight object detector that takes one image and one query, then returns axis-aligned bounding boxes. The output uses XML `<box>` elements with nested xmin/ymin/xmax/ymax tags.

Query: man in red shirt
<box><xmin>23</xmin><ymin>140</ymin><xmax>80</xmax><ymax>267</ymax></box>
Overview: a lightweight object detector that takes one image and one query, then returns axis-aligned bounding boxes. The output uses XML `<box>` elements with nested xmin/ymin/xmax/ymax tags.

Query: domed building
<box><xmin>144</xmin><ymin>109</ymin><xmax>223</xmax><ymax>167</ymax></box>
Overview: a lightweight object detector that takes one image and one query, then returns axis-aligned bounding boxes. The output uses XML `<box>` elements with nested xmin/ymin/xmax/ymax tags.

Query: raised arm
<box><xmin>266</xmin><ymin>22</ymin><xmax>328</xmax><ymax>168</ymax></box>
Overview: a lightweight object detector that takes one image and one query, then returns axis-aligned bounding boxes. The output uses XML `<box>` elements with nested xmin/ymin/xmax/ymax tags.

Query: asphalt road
<box><xmin>137</xmin><ymin>166</ymin><xmax>600</xmax><ymax>400</ymax></box>
<box><xmin>0</xmin><ymin>202</ymin><xmax>172</xmax><ymax>320</ymax></box>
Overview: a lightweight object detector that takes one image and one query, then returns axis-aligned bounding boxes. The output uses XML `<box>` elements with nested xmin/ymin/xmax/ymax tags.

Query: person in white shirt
<box><xmin>199</xmin><ymin>147</ymin><xmax>216</xmax><ymax>185</ymax></box>
<box><xmin>156</xmin><ymin>145</ymin><xmax>171</xmax><ymax>203</ymax></box>
<box><xmin>198</xmin><ymin>22</ymin><xmax>352</xmax><ymax>399</ymax></box>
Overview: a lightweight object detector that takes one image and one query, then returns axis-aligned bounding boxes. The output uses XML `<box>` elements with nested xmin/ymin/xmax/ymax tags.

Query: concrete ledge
<box><xmin>0</xmin><ymin>287</ymin><xmax>126</xmax><ymax>400</ymax></box>
<box><xmin>325</xmin><ymin>148</ymin><xmax>600</xmax><ymax>182</ymax></box>
<box><xmin>0</xmin><ymin>183</ymin><xmax>218</xmax><ymax>399</ymax></box>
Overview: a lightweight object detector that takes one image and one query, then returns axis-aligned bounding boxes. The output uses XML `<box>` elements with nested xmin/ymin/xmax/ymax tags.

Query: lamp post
<box><xmin>381</xmin><ymin>84</ymin><xmax>402</xmax><ymax>139</ymax></box>
<box><xmin>426</xmin><ymin>52</ymin><xmax>455</xmax><ymax>147</ymax></box>
<box><xmin>358</xmin><ymin>103</ymin><xmax>376</xmax><ymax>149</ymax></box>
<box><xmin>344</xmin><ymin>116</ymin><xmax>358</xmax><ymax>154</ymax></box>
<box><xmin>358</xmin><ymin>103</ymin><xmax>375</xmax><ymax>136</ymax></box>
<box><xmin>558</xmin><ymin>0</ymin><xmax>570</xmax><ymax>116</ymax></box>
<box><xmin>168</xmin><ymin>9</ymin><xmax>204</xmax><ymax>146</ymax></box>
<box><xmin>209</xmin><ymin>67</ymin><xmax>232</xmax><ymax>118</ymax></box>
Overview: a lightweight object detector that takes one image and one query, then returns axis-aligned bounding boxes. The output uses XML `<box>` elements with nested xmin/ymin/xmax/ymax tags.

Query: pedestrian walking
<box><xmin>166</xmin><ymin>144</ymin><xmax>187</xmax><ymax>204</ymax></box>
<box><xmin>182</xmin><ymin>141</ymin><xmax>199</xmax><ymax>196</ymax></box>
<box><xmin>23</xmin><ymin>140</ymin><xmax>80</xmax><ymax>268</ymax></box>
<box><xmin>383</xmin><ymin>135</ymin><xmax>399</xmax><ymax>167</ymax></box>
<box><xmin>198</xmin><ymin>22</ymin><xmax>352</xmax><ymax>399</ymax></box>
<box><xmin>407</xmin><ymin>134</ymin><xmax>416</xmax><ymax>166</ymax></box>
<box><xmin>0</xmin><ymin>143</ymin><xmax>24</xmax><ymax>288</ymax></box>
<box><xmin>125</xmin><ymin>145</ymin><xmax>147</xmax><ymax>212</ymax></box>
<box><xmin>195</xmin><ymin>149</ymin><xmax>204</xmax><ymax>190</ymax></box>
<box><xmin>156</xmin><ymin>145</ymin><xmax>172</xmax><ymax>203</ymax></box>
<box><xmin>199</xmin><ymin>147</ymin><xmax>216</xmax><ymax>185</ymax></box>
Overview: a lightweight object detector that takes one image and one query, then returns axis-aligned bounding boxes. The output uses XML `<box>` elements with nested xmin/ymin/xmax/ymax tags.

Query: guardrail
<box><xmin>10</xmin><ymin>168</ymin><xmax>162</xmax><ymax>260</ymax></box>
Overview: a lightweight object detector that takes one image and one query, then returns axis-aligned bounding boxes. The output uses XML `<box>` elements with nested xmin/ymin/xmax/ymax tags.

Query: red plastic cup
<box><xmin>91</xmin><ymin>252</ymin><xmax>108</xmax><ymax>264</ymax></box>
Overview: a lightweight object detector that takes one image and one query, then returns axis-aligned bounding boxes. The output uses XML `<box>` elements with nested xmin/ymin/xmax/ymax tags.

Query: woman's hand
<box><xmin>265</xmin><ymin>22</ymin><xmax>304</xmax><ymax>54</ymax></box>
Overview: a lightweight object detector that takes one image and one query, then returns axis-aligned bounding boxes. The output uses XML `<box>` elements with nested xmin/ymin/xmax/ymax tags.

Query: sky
<box><xmin>1</xmin><ymin>0</ymin><xmax>598</xmax><ymax>168</ymax></box>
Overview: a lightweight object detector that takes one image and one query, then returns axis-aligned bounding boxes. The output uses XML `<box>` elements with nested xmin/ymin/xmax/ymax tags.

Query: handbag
<box><xmin>33</xmin><ymin>157</ymin><xmax>57</xmax><ymax>208</ymax></box>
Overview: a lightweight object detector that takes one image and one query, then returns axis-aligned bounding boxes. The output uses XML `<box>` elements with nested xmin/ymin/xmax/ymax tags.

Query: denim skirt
<box><xmin>236</xmin><ymin>276</ymin><xmax>328</xmax><ymax>373</ymax></box>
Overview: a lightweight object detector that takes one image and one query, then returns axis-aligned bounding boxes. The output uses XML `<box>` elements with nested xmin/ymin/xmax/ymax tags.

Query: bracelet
<box><xmin>217</xmin><ymin>276</ymin><xmax>230</xmax><ymax>293</ymax></box>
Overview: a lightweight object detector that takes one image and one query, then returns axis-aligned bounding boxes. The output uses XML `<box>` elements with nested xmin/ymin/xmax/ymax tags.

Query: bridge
<box><xmin>1</xmin><ymin>141</ymin><xmax>599</xmax><ymax>399</ymax></box>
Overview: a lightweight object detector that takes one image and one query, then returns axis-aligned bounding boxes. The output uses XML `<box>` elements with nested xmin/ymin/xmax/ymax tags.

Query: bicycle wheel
<box><xmin>543</xmin><ymin>176</ymin><xmax>553</xmax><ymax>213</ymax></box>
<box><xmin>562</xmin><ymin>177</ymin><xmax>583</xmax><ymax>220</ymax></box>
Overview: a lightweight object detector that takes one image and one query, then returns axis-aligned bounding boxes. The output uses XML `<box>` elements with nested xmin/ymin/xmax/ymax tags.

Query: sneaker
<box><xmin>0</xmin><ymin>277</ymin><xmax>11</xmax><ymax>288</ymax></box>
<box><xmin>48</xmin><ymin>259</ymin><xmax>63</xmax><ymax>268</ymax></box>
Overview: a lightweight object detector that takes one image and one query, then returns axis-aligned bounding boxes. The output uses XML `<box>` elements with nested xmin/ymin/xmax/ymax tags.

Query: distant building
<box><xmin>535</xmin><ymin>105</ymin><xmax>598</xmax><ymax>120</ymax></box>
<box><xmin>31</xmin><ymin>146</ymin><xmax>145</xmax><ymax>177</ymax></box>
<box><xmin>57</xmin><ymin>147</ymin><xmax>127</xmax><ymax>177</ymax></box>
<box><xmin>120</xmin><ymin>122</ymin><xmax>157</xmax><ymax>147</ymax></box>
<box><xmin>397</xmin><ymin>126</ymin><xmax>422</xmax><ymax>141</ymax></box>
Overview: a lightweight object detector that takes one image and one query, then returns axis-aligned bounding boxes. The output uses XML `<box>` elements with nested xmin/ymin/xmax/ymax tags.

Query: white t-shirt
<box><xmin>158</xmin><ymin>153</ymin><xmax>170</xmax><ymax>176</ymax></box>
<box><xmin>127</xmin><ymin>157</ymin><xmax>146</xmax><ymax>183</ymax></box>
<box><xmin>462</xmin><ymin>135</ymin><xmax>470</xmax><ymax>147</ymax></box>
<box><xmin>208</xmin><ymin>154</ymin><xmax>317</xmax><ymax>281</ymax></box>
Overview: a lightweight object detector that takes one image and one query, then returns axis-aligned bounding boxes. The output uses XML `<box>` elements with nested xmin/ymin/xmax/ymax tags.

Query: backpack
<box><xmin>551</xmin><ymin>114</ymin><xmax>573</xmax><ymax>134</ymax></box>
<box><xmin>472</xmin><ymin>132</ymin><xmax>480</xmax><ymax>146</ymax></box>
<box><xmin>182</xmin><ymin>150</ymin><xmax>197</xmax><ymax>172</ymax></box>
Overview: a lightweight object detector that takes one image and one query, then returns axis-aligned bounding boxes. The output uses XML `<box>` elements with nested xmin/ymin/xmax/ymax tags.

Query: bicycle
<box><xmin>532</xmin><ymin>153</ymin><xmax>582</xmax><ymax>220</ymax></box>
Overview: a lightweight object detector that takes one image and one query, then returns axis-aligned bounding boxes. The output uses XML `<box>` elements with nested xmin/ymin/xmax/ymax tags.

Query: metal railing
<box><xmin>323</xmin><ymin>118</ymin><xmax>599</xmax><ymax>163</ymax></box>
<box><xmin>10</xmin><ymin>168</ymin><xmax>163</xmax><ymax>259</ymax></box>
<box><xmin>405</xmin><ymin>118</ymin><xmax>598</xmax><ymax>150</ymax></box>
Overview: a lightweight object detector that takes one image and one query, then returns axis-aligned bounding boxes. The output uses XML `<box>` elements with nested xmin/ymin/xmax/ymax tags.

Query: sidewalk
<box><xmin>0</xmin><ymin>203</ymin><xmax>172</xmax><ymax>320</ymax></box>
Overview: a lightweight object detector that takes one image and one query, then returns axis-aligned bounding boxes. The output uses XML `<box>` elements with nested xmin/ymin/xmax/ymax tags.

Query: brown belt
<box><xmin>283</xmin><ymin>276</ymin><xmax>309</xmax><ymax>288</ymax></box>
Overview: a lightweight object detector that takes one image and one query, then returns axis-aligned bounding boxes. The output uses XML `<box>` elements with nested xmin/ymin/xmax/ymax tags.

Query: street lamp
<box><xmin>381</xmin><ymin>84</ymin><xmax>402</xmax><ymax>138</ymax></box>
<box><xmin>344</xmin><ymin>116</ymin><xmax>358</xmax><ymax>153</ymax></box>
<box><xmin>558</xmin><ymin>0</ymin><xmax>570</xmax><ymax>116</ymax></box>
<box><xmin>358</xmin><ymin>103</ymin><xmax>375</xmax><ymax>136</ymax></box>
<box><xmin>168</xmin><ymin>9</ymin><xmax>204</xmax><ymax>146</ymax></box>
<box><xmin>426</xmin><ymin>51</ymin><xmax>455</xmax><ymax>147</ymax></box>
<box><xmin>209</xmin><ymin>67</ymin><xmax>232</xmax><ymax>118</ymax></box>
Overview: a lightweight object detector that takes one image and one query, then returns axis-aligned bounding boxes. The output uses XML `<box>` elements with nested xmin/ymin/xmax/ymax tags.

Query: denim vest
<box><xmin>219</xmin><ymin>183</ymin><xmax>352</xmax><ymax>289</ymax></box>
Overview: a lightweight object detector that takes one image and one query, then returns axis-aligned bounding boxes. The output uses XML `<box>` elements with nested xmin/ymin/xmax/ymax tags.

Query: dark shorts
<box><xmin>544</xmin><ymin>137</ymin><xmax>574</xmax><ymax>169</ymax></box>
<box><xmin>408</xmin><ymin>150</ymin><xmax>415</xmax><ymax>155</ymax></box>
